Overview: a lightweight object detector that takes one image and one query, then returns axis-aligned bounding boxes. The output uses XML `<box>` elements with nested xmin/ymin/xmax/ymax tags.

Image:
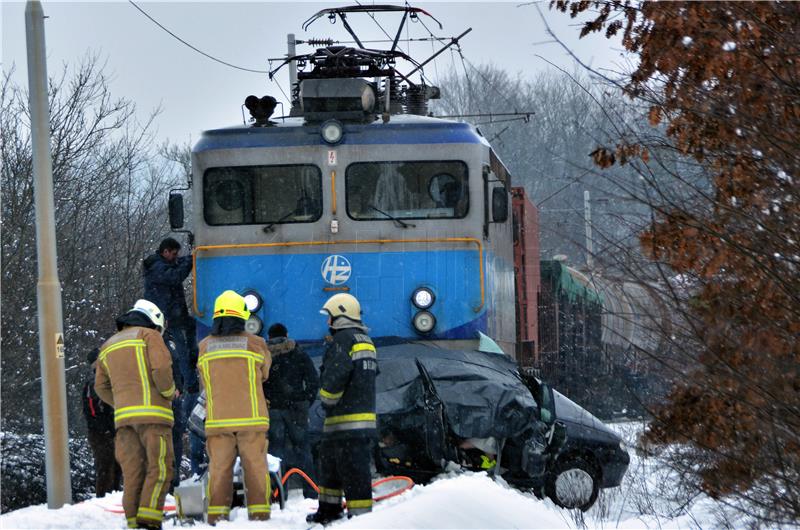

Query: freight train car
<box><xmin>536</xmin><ymin>259</ymin><xmax>669</xmax><ymax>416</ymax></box>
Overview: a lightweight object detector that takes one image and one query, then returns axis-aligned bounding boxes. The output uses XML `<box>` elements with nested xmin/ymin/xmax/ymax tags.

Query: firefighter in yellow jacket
<box><xmin>199</xmin><ymin>290</ymin><xmax>272</xmax><ymax>524</ymax></box>
<box><xmin>95</xmin><ymin>299</ymin><xmax>176</xmax><ymax>530</ymax></box>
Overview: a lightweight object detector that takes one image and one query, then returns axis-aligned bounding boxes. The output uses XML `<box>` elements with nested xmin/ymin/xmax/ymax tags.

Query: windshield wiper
<box><xmin>369</xmin><ymin>204</ymin><xmax>416</xmax><ymax>228</ymax></box>
<box><xmin>262</xmin><ymin>210</ymin><xmax>297</xmax><ymax>233</ymax></box>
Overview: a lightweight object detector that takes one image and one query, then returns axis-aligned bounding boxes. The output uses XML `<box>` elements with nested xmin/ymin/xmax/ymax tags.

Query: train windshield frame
<box><xmin>345</xmin><ymin>160</ymin><xmax>469</xmax><ymax>221</ymax></box>
<box><xmin>203</xmin><ymin>164</ymin><xmax>323</xmax><ymax>226</ymax></box>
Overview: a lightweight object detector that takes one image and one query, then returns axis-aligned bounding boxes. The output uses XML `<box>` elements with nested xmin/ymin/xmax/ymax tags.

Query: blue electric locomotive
<box><xmin>177</xmin><ymin>11</ymin><xmax>516</xmax><ymax>354</ymax></box>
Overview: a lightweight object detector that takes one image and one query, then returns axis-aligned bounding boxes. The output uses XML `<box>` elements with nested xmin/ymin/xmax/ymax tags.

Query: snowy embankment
<box><xmin>0</xmin><ymin>422</ymin><xmax>733</xmax><ymax>529</ymax></box>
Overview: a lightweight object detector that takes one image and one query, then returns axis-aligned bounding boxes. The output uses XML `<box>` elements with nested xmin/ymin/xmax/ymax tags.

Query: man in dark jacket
<box><xmin>143</xmin><ymin>237</ymin><xmax>201</xmax><ymax>485</ymax></box>
<box><xmin>262</xmin><ymin>323</ymin><xmax>319</xmax><ymax>498</ymax></box>
<box><xmin>307</xmin><ymin>294</ymin><xmax>377</xmax><ymax>524</ymax></box>
<box><xmin>82</xmin><ymin>347</ymin><xmax>121</xmax><ymax>497</ymax></box>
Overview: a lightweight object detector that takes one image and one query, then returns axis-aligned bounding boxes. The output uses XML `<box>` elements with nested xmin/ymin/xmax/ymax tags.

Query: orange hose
<box><xmin>273</xmin><ymin>467</ymin><xmax>320</xmax><ymax>498</ymax></box>
<box><xmin>271</xmin><ymin>468</ymin><xmax>414</xmax><ymax>502</ymax></box>
<box><xmin>372</xmin><ymin>476</ymin><xmax>415</xmax><ymax>501</ymax></box>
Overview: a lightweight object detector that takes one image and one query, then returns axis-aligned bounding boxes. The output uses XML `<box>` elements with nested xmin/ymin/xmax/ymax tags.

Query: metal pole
<box><xmin>583</xmin><ymin>190</ymin><xmax>594</xmax><ymax>270</ymax></box>
<box><xmin>25</xmin><ymin>0</ymin><xmax>72</xmax><ymax>508</ymax></box>
<box><xmin>287</xmin><ymin>33</ymin><xmax>297</xmax><ymax>90</ymax></box>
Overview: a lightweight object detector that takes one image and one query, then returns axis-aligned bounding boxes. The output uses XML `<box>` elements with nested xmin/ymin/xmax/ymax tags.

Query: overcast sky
<box><xmin>2</xmin><ymin>1</ymin><xmax>626</xmax><ymax>144</ymax></box>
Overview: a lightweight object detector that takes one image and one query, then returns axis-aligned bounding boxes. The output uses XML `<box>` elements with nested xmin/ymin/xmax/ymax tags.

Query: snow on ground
<box><xmin>0</xmin><ymin>422</ymin><xmax>743</xmax><ymax>529</ymax></box>
<box><xmin>1</xmin><ymin>473</ymin><xmax>574</xmax><ymax>530</ymax></box>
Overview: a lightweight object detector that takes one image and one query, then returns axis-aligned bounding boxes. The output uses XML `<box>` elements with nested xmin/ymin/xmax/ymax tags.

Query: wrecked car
<box><xmin>309</xmin><ymin>339</ymin><xmax>630</xmax><ymax>511</ymax></box>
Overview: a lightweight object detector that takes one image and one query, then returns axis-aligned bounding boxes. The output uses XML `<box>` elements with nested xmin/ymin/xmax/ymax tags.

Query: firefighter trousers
<box><xmin>115</xmin><ymin>424</ymin><xmax>174</xmax><ymax>529</ymax></box>
<box><xmin>206</xmin><ymin>431</ymin><xmax>270</xmax><ymax>524</ymax></box>
<box><xmin>317</xmin><ymin>437</ymin><xmax>374</xmax><ymax>517</ymax></box>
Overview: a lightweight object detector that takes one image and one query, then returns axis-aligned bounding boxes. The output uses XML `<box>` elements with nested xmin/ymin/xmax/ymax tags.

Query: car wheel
<box><xmin>545</xmin><ymin>456</ymin><xmax>599</xmax><ymax>511</ymax></box>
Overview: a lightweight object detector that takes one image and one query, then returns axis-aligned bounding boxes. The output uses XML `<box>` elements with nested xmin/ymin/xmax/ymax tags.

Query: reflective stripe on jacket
<box><xmin>94</xmin><ymin>327</ymin><xmax>175</xmax><ymax>428</ymax></box>
<box><xmin>319</xmin><ymin>328</ymin><xmax>377</xmax><ymax>439</ymax></box>
<box><xmin>198</xmin><ymin>333</ymin><xmax>271</xmax><ymax>435</ymax></box>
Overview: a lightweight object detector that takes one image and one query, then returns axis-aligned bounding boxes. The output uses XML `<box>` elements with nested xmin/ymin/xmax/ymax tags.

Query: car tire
<box><xmin>545</xmin><ymin>456</ymin><xmax>599</xmax><ymax>511</ymax></box>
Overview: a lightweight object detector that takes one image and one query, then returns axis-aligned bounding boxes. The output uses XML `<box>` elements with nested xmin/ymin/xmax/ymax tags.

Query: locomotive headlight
<box><xmin>245</xmin><ymin>314</ymin><xmax>263</xmax><ymax>335</ymax></box>
<box><xmin>411</xmin><ymin>287</ymin><xmax>435</xmax><ymax>309</ymax></box>
<box><xmin>412</xmin><ymin>310</ymin><xmax>436</xmax><ymax>334</ymax></box>
<box><xmin>320</xmin><ymin>120</ymin><xmax>343</xmax><ymax>145</ymax></box>
<box><xmin>242</xmin><ymin>290</ymin><xmax>263</xmax><ymax>312</ymax></box>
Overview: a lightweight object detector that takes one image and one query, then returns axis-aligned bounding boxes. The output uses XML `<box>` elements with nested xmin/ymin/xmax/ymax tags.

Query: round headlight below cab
<box><xmin>412</xmin><ymin>311</ymin><xmax>436</xmax><ymax>334</ymax></box>
<box><xmin>245</xmin><ymin>314</ymin><xmax>263</xmax><ymax>335</ymax></box>
<box><xmin>320</xmin><ymin>120</ymin><xmax>343</xmax><ymax>145</ymax></box>
<box><xmin>411</xmin><ymin>287</ymin><xmax>435</xmax><ymax>309</ymax></box>
<box><xmin>242</xmin><ymin>290</ymin><xmax>263</xmax><ymax>312</ymax></box>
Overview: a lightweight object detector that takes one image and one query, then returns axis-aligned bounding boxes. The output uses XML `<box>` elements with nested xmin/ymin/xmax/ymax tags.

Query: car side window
<box><xmin>539</xmin><ymin>383</ymin><xmax>554</xmax><ymax>423</ymax></box>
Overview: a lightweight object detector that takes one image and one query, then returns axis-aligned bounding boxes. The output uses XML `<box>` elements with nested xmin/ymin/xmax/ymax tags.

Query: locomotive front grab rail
<box><xmin>191</xmin><ymin>237</ymin><xmax>484</xmax><ymax>317</ymax></box>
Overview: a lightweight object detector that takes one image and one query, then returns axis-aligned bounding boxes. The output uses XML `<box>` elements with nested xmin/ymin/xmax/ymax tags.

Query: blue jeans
<box><xmin>166</xmin><ymin>326</ymin><xmax>200</xmax><ymax>485</ymax></box>
<box><xmin>166</xmin><ymin>326</ymin><xmax>198</xmax><ymax>392</ymax></box>
<box><xmin>183</xmin><ymin>392</ymin><xmax>207</xmax><ymax>476</ymax></box>
<box><xmin>171</xmin><ymin>394</ymin><xmax>187</xmax><ymax>486</ymax></box>
<box><xmin>269</xmin><ymin>403</ymin><xmax>316</xmax><ymax>497</ymax></box>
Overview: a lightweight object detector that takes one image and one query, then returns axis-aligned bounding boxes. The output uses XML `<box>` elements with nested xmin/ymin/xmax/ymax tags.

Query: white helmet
<box><xmin>131</xmin><ymin>299</ymin><xmax>166</xmax><ymax>333</ymax></box>
<box><xmin>320</xmin><ymin>293</ymin><xmax>362</xmax><ymax>322</ymax></box>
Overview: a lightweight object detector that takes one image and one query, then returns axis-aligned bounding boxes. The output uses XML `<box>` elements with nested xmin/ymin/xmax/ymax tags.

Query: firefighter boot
<box><xmin>306</xmin><ymin>507</ymin><xmax>344</xmax><ymax>525</ymax></box>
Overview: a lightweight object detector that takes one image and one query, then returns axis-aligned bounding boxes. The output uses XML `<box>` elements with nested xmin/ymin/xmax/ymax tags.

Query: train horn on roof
<box><xmin>244</xmin><ymin>95</ymin><xmax>277</xmax><ymax>126</ymax></box>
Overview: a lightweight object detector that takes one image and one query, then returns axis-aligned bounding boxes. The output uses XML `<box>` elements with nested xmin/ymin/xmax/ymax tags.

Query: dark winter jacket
<box><xmin>318</xmin><ymin>322</ymin><xmax>377</xmax><ymax>440</ymax></box>
<box><xmin>262</xmin><ymin>338</ymin><xmax>320</xmax><ymax>409</ymax></box>
<box><xmin>82</xmin><ymin>369</ymin><xmax>116</xmax><ymax>433</ymax></box>
<box><xmin>142</xmin><ymin>253</ymin><xmax>192</xmax><ymax>327</ymax></box>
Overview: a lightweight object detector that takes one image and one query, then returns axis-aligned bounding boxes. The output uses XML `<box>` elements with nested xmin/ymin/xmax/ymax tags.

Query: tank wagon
<box><xmin>537</xmin><ymin>259</ymin><xmax>670</xmax><ymax>416</ymax></box>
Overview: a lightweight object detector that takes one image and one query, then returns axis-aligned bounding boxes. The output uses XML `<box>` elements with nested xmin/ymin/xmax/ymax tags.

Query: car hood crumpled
<box><xmin>375</xmin><ymin>344</ymin><xmax>540</xmax><ymax>442</ymax></box>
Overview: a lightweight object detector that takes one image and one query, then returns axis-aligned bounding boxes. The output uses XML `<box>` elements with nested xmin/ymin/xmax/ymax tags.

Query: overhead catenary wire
<box><xmin>350</xmin><ymin>0</ymin><xmax>438</xmax><ymax>87</ymax></box>
<box><xmin>414</xmin><ymin>10</ymin><xmax>446</xmax><ymax>85</ymax></box>
<box><xmin>413</xmin><ymin>11</ymin><xmax>519</xmax><ymax>114</ymax></box>
<box><xmin>455</xmin><ymin>46</ymin><xmax>484</xmax><ymax>116</ymax></box>
<box><xmin>459</xmin><ymin>54</ymin><xmax>519</xmax><ymax>111</ymax></box>
<box><xmin>128</xmin><ymin>1</ymin><xmax>269</xmax><ymax>74</ymax></box>
<box><xmin>413</xmin><ymin>9</ymin><xmax>459</xmax><ymax>90</ymax></box>
<box><xmin>405</xmin><ymin>1</ymin><xmax>411</xmax><ymax>58</ymax></box>
<box><xmin>354</xmin><ymin>0</ymin><xmax>395</xmax><ymax>42</ymax></box>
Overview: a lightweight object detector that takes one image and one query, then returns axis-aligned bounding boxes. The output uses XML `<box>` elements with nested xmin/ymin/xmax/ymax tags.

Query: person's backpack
<box><xmin>82</xmin><ymin>372</ymin><xmax>115</xmax><ymax>433</ymax></box>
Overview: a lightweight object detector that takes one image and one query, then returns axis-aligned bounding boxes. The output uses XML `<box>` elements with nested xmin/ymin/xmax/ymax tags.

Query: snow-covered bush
<box><xmin>1</xmin><ymin>432</ymin><xmax>94</xmax><ymax>513</ymax></box>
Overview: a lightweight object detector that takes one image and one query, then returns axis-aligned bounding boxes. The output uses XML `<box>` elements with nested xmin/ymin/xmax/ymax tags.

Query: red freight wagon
<box><xmin>511</xmin><ymin>186</ymin><xmax>540</xmax><ymax>373</ymax></box>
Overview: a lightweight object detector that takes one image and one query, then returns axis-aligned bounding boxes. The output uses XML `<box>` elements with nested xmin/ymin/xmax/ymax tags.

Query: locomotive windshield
<box><xmin>203</xmin><ymin>165</ymin><xmax>322</xmax><ymax>226</ymax></box>
<box><xmin>346</xmin><ymin>161</ymin><xmax>468</xmax><ymax>220</ymax></box>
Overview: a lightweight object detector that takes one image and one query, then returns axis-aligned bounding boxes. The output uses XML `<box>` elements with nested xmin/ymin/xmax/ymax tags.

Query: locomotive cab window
<box><xmin>203</xmin><ymin>165</ymin><xmax>322</xmax><ymax>226</ymax></box>
<box><xmin>346</xmin><ymin>161</ymin><xmax>468</xmax><ymax>220</ymax></box>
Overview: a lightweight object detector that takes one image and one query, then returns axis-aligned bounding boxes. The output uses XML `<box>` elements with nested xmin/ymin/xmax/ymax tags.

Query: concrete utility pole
<box><xmin>25</xmin><ymin>0</ymin><xmax>72</xmax><ymax>508</ymax></box>
<box><xmin>584</xmin><ymin>190</ymin><xmax>594</xmax><ymax>270</ymax></box>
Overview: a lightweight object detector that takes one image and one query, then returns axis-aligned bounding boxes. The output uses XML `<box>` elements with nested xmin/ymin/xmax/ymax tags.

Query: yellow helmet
<box><xmin>213</xmin><ymin>290</ymin><xmax>250</xmax><ymax>321</ymax></box>
<box><xmin>320</xmin><ymin>293</ymin><xmax>362</xmax><ymax>321</ymax></box>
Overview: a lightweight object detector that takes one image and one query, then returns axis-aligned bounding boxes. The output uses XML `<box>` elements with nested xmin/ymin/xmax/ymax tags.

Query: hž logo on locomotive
<box><xmin>321</xmin><ymin>255</ymin><xmax>351</xmax><ymax>285</ymax></box>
